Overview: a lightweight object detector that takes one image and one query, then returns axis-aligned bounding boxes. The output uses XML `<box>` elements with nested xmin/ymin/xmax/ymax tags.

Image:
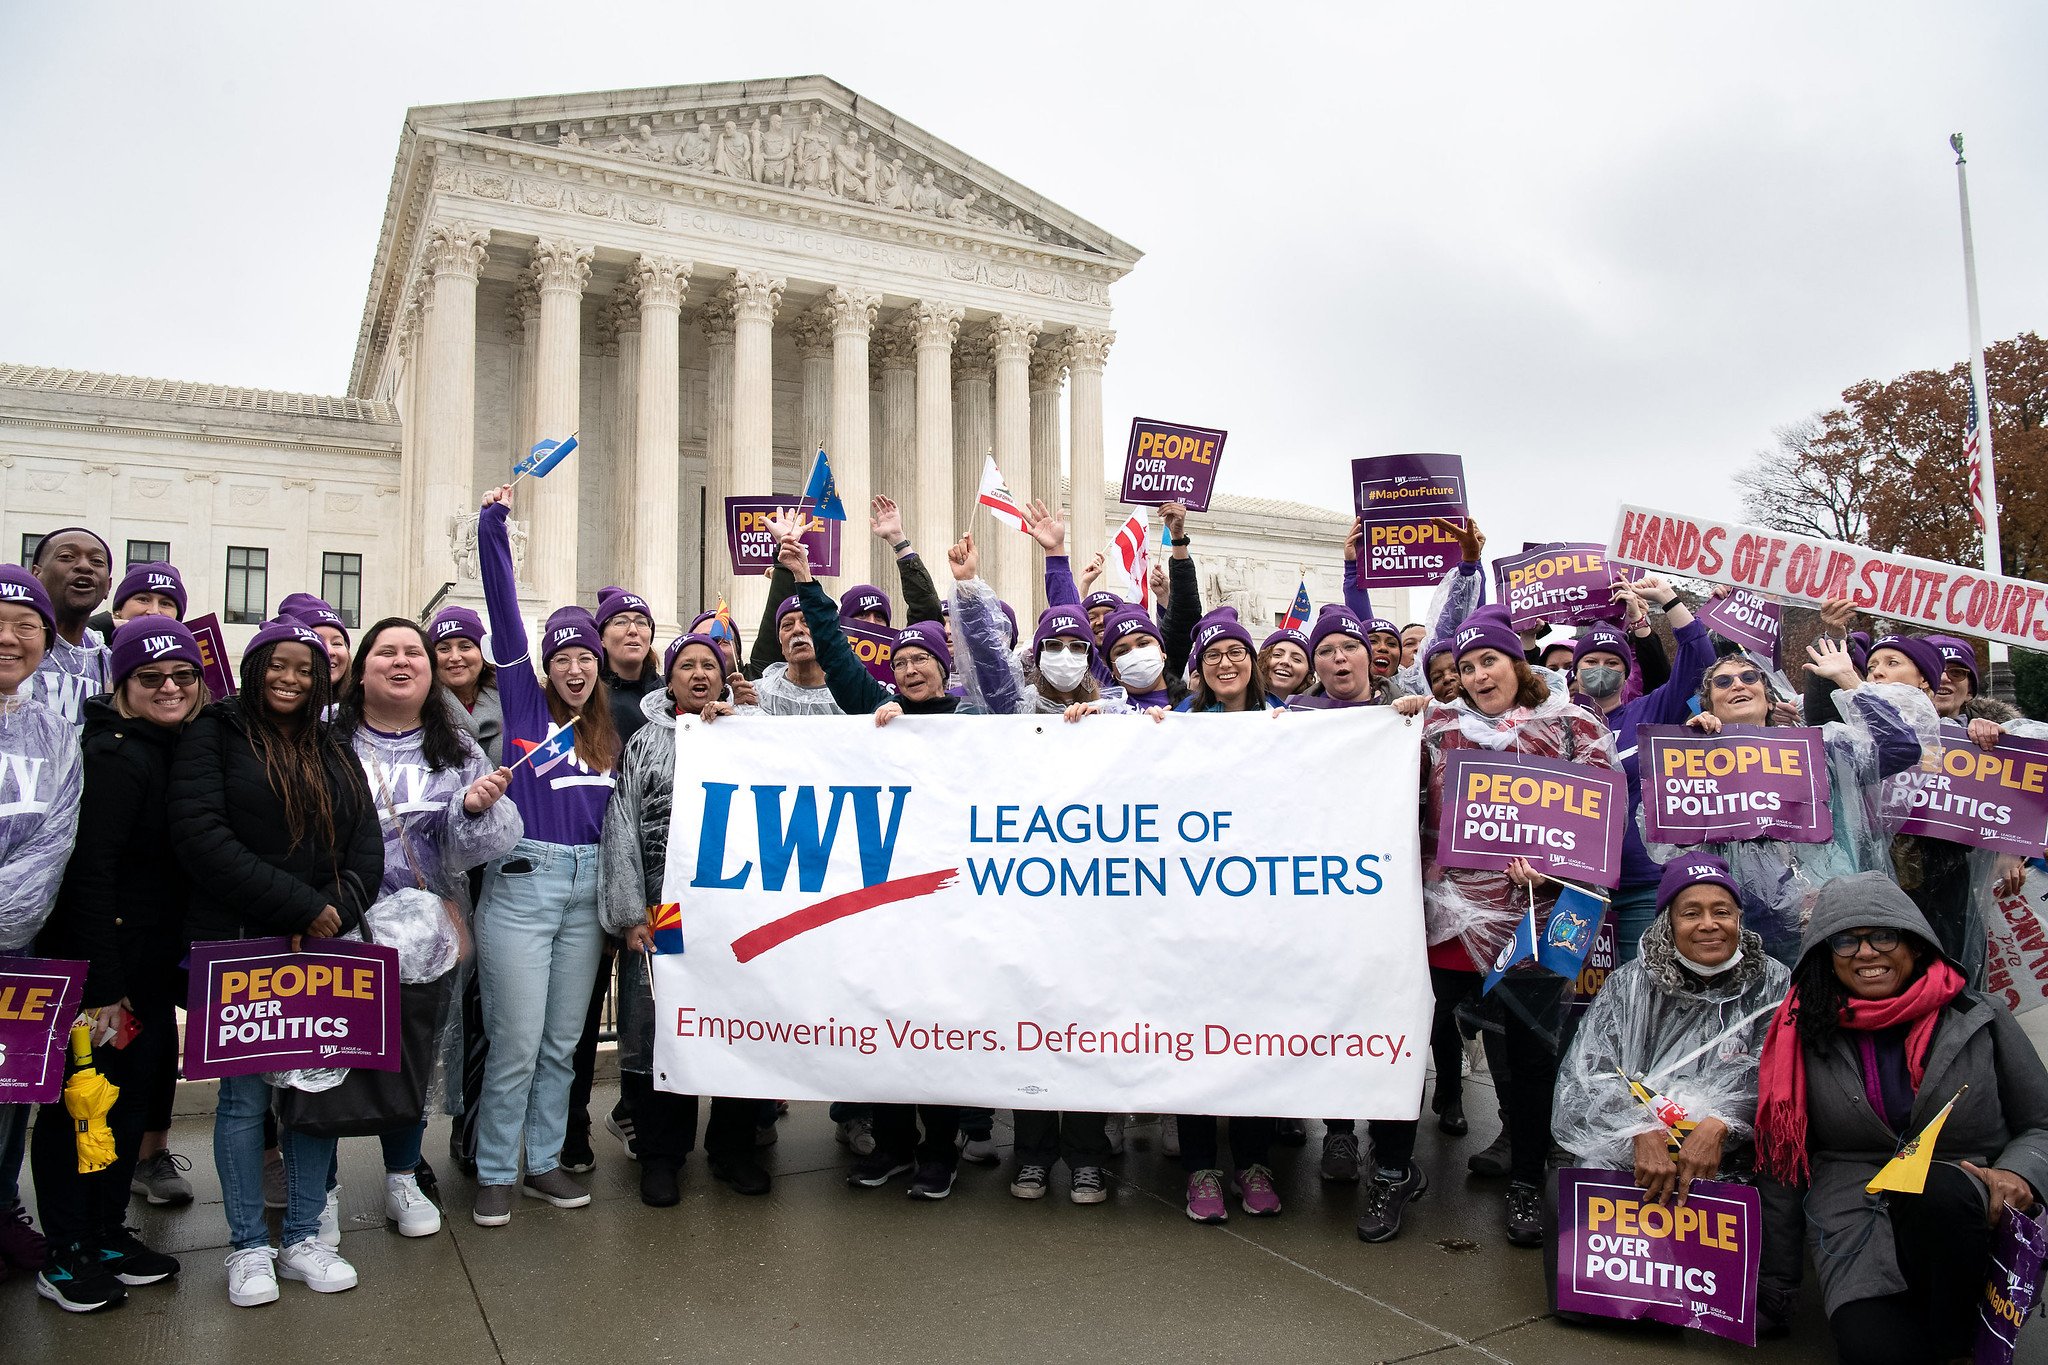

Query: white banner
<box><xmin>651</xmin><ymin>709</ymin><xmax>1431</xmax><ymax>1118</ymax></box>
<box><xmin>1608</xmin><ymin>505</ymin><xmax>2048</xmax><ymax>651</ymax></box>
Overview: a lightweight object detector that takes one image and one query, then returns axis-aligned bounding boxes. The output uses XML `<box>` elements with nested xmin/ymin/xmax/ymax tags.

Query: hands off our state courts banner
<box><xmin>183</xmin><ymin>937</ymin><xmax>401</xmax><ymax>1081</ymax></box>
<box><xmin>652</xmin><ymin>709</ymin><xmax>1432</xmax><ymax>1118</ymax></box>
<box><xmin>1556</xmin><ymin>1169</ymin><xmax>1762</xmax><ymax>1345</ymax></box>
<box><xmin>0</xmin><ymin>956</ymin><xmax>87</xmax><ymax>1103</ymax></box>
<box><xmin>723</xmin><ymin>497</ymin><xmax>842</xmax><ymax>577</ymax></box>
<box><xmin>1609</xmin><ymin>505</ymin><xmax>2048</xmax><ymax>652</ymax></box>
<box><xmin>1883</xmin><ymin>721</ymin><xmax>2048</xmax><ymax>856</ymax></box>
<box><xmin>1120</xmin><ymin>418</ymin><xmax>1226</xmax><ymax>512</ymax></box>
<box><xmin>1351</xmin><ymin>454</ymin><xmax>1467</xmax><ymax>590</ymax></box>
<box><xmin>1493</xmin><ymin>543</ymin><xmax>1629</xmax><ymax>630</ymax></box>
<box><xmin>1639</xmin><ymin>725</ymin><xmax>1833</xmax><ymax>845</ymax></box>
<box><xmin>1436</xmin><ymin>751</ymin><xmax>1625</xmax><ymax>887</ymax></box>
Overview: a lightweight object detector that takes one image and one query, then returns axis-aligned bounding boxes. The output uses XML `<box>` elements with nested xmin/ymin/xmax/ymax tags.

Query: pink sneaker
<box><xmin>1233</xmin><ymin>1165</ymin><xmax>1283</xmax><ymax>1216</ymax></box>
<box><xmin>1184</xmin><ymin>1170</ymin><xmax>1228</xmax><ymax>1223</ymax></box>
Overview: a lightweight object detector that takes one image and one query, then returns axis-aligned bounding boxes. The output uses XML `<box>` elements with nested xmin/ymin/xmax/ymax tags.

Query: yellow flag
<box><xmin>1866</xmin><ymin>1086</ymin><xmax>1967</xmax><ymax>1196</ymax></box>
<box><xmin>1623</xmin><ymin>1072</ymin><xmax>1697</xmax><ymax>1154</ymax></box>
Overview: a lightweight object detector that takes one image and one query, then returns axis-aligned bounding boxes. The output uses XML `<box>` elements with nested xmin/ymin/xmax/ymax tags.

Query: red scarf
<box><xmin>1755</xmin><ymin>958</ymin><xmax>1965</xmax><ymax>1184</ymax></box>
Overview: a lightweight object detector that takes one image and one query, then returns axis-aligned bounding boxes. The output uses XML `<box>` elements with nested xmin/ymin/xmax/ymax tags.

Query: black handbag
<box><xmin>273</xmin><ymin>972</ymin><xmax>452</xmax><ymax>1139</ymax></box>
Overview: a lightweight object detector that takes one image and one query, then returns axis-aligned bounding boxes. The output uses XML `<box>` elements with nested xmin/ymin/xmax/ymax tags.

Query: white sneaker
<box><xmin>225</xmin><ymin>1247</ymin><xmax>279</xmax><ymax>1308</ymax></box>
<box><xmin>384</xmin><ymin>1173</ymin><xmax>442</xmax><ymax>1238</ymax></box>
<box><xmin>1103</xmin><ymin>1114</ymin><xmax>1126</xmax><ymax>1155</ymax></box>
<box><xmin>317</xmin><ymin>1187</ymin><xmax>342</xmax><ymax>1247</ymax></box>
<box><xmin>277</xmin><ymin>1237</ymin><xmax>358</xmax><ymax>1294</ymax></box>
<box><xmin>1161</xmin><ymin>1114</ymin><xmax>1181</xmax><ymax>1158</ymax></box>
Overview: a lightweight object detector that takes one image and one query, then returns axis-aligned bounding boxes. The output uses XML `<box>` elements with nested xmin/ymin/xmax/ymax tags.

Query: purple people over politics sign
<box><xmin>1494</xmin><ymin>543</ymin><xmax>1630</xmax><ymax>630</ymax></box>
<box><xmin>183</xmin><ymin>937</ymin><xmax>402</xmax><ymax>1081</ymax></box>
<box><xmin>724</xmin><ymin>498</ymin><xmax>842</xmax><ymax>578</ymax></box>
<box><xmin>1884</xmin><ymin>721</ymin><xmax>2048</xmax><ymax>857</ymax></box>
<box><xmin>0</xmin><ymin>956</ymin><xmax>87</xmax><ymax>1104</ymax></box>
<box><xmin>1351</xmin><ymin>454</ymin><xmax>1468</xmax><ymax>589</ymax></box>
<box><xmin>842</xmin><ymin>619</ymin><xmax>897</xmax><ymax>690</ymax></box>
<box><xmin>1555</xmin><ymin>1169</ymin><xmax>1762</xmax><ymax>1345</ymax></box>
<box><xmin>1437</xmin><ymin>750</ymin><xmax>1625</xmax><ymax>888</ymax></box>
<box><xmin>1120</xmin><ymin>419</ymin><xmax>1226</xmax><ymax>512</ymax></box>
<box><xmin>1695</xmin><ymin>589</ymin><xmax>1782</xmax><ymax>659</ymax></box>
<box><xmin>1639</xmin><ymin>725</ymin><xmax>1833</xmax><ymax>846</ymax></box>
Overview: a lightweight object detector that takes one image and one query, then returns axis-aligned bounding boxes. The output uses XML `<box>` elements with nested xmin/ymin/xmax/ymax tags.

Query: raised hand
<box><xmin>1434</xmin><ymin>515</ymin><xmax>1485</xmax><ymax>564</ymax></box>
<box><xmin>777</xmin><ymin>534</ymin><xmax>813</xmax><ymax>584</ymax></box>
<box><xmin>947</xmin><ymin>533</ymin><xmax>978</xmax><ymax>583</ymax></box>
<box><xmin>765</xmin><ymin>505</ymin><xmax>807</xmax><ymax>544</ymax></box>
<box><xmin>1806</xmin><ymin>635</ymin><xmax>1860</xmax><ymax>689</ymax></box>
<box><xmin>1819</xmin><ymin>597</ymin><xmax>1855</xmax><ymax>633</ymax></box>
<box><xmin>1023</xmin><ymin>498</ymin><xmax>1067</xmax><ymax>554</ymax></box>
<box><xmin>870</xmin><ymin>494</ymin><xmax>904</xmax><ymax>544</ymax></box>
<box><xmin>1077</xmin><ymin>551</ymin><xmax>1107</xmax><ymax>594</ymax></box>
<box><xmin>482</xmin><ymin>484</ymin><xmax>514</xmax><ymax>512</ymax></box>
<box><xmin>1160</xmin><ymin>500</ymin><xmax>1188</xmax><ymax>541</ymax></box>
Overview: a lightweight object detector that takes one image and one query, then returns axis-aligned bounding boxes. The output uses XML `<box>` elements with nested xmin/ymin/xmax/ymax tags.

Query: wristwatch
<box><xmin>1169</xmin><ymin>534</ymin><xmax>1192</xmax><ymax>547</ymax></box>
<box><xmin>891</xmin><ymin>539</ymin><xmax>911</xmax><ymax>554</ymax></box>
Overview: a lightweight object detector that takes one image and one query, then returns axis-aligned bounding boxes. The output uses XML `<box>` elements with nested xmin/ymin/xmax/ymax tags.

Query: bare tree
<box><xmin>1736</xmin><ymin>413</ymin><xmax>1870</xmax><ymax>542</ymax></box>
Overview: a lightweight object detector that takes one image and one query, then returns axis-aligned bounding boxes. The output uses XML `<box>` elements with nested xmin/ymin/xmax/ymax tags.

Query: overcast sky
<box><xmin>4</xmin><ymin>2</ymin><xmax>2042</xmax><ymax>557</ymax></box>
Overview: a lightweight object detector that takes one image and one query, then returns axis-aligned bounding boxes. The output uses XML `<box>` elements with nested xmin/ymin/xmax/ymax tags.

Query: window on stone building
<box><xmin>127</xmin><ymin>539</ymin><xmax>171</xmax><ymax>568</ymax></box>
<box><xmin>321</xmin><ymin>552</ymin><xmax>362</xmax><ymax>629</ymax></box>
<box><xmin>225</xmin><ymin>546</ymin><xmax>269</xmax><ymax>625</ymax></box>
<box><xmin>19</xmin><ymin>533</ymin><xmax>42</xmax><ymax>567</ymax></box>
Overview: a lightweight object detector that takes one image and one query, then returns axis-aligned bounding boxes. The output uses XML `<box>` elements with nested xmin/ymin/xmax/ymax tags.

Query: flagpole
<box><xmin>507</xmin><ymin>429</ymin><xmax>579</xmax><ymax>492</ymax></box>
<box><xmin>1953</xmin><ymin>134</ymin><xmax>2006</xmax><ymax>667</ymax></box>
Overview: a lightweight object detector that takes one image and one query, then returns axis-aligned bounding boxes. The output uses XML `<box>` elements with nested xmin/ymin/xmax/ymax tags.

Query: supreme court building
<box><xmin>1</xmin><ymin>77</ymin><xmax>1370</xmax><ymax>646</ymax></box>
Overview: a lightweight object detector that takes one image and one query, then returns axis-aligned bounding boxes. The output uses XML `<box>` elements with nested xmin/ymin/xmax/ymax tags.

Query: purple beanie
<box><xmin>775</xmin><ymin>594</ymin><xmax>805</xmax><ymax>627</ymax></box>
<box><xmin>1847</xmin><ymin>630</ymin><xmax>1871</xmax><ymax>673</ymax></box>
<box><xmin>29</xmin><ymin>526</ymin><xmax>111</xmax><ymax>568</ymax></box>
<box><xmin>1365</xmin><ymin>616</ymin><xmax>1402</xmax><ymax>641</ymax></box>
<box><xmin>1927</xmin><ymin>634</ymin><xmax>1979</xmax><ymax>692</ymax></box>
<box><xmin>541</xmin><ymin>607</ymin><xmax>601</xmax><ymax>663</ymax></box>
<box><xmin>894</xmin><ymin>621</ymin><xmax>953</xmax><ymax>677</ymax></box>
<box><xmin>430</xmin><ymin>606</ymin><xmax>486</xmax><ymax>647</ymax></box>
<box><xmin>1572</xmin><ymin>625</ymin><xmax>1634</xmax><ymax>671</ymax></box>
<box><xmin>689</xmin><ymin>610</ymin><xmax>744</xmax><ymax>661</ymax></box>
<box><xmin>1307</xmin><ymin>605</ymin><xmax>1367</xmax><ymax>657</ymax></box>
<box><xmin>595</xmin><ymin>589</ymin><xmax>654</xmax><ymax>631</ymax></box>
<box><xmin>278</xmin><ymin>592</ymin><xmax>347</xmax><ymax>640</ymax></box>
<box><xmin>662</xmin><ymin>632</ymin><xmax>725</xmax><ymax>679</ymax></box>
<box><xmin>113</xmin><ymin>561</ymin><xmax>187</xmax><ymax>618</ymax></box>
<box><xmin>109</xmin><ymin>617</ymin><xmax>201</xmax><ymax>688</ymax></box>
<box><xmin>1452</xmin><ymin>606</ymin><xmax>1523</xmax><ymax>663</ymax></box>
<box><xmin>1656</xmin><ymin>852</ymin><xmax>1740</xmax><ymax>911</ymax></box>
<box><xmin>1083</xmin><ymin>591</ymin><xmax>1125</xmax><ymax>617</ymax></box>
<box><xmin>1032</xmin><ymin>605</ymin><xmax>1096</xmax><ymax>657</ymax></box>
<box><xmin>1869</xmin><ymin>634</ymin><xmax>1946</xmax><ymax>690</ymax></box>
<box><xmin>840</xmin><ymin>584</ymin><xmax>892</xmax><ymax>624</ymax></box>
<box><xmin>0</xmin><ymin>566</ymin><xmax>56</xmax><ymax>636</ymax></box>
<box><xmin>1261</xmin><ymin>626</ymin><xmax>1309</xmax><ymax>655</ymax></box>
<box><xmin>1104</xmin><ymin>608</ymin><xmax>1161</xmax><ymax>650</ymax></box>
<box><xmin>246</xmin><ymin>616</ymin><xmax>328</xmax><ymax>663</ymax></box>
<box><xmin>1192</xmin><ymin>608</ymin><xmax>1254</xmax><ymax>662</ymax></box>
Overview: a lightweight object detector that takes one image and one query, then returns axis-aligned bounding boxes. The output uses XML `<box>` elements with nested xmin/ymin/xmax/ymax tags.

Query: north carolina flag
<box><xmin>1112</xmin><ymin>510</ymin><xmax>1151</xmax><ymax>610</ymax></box>
<box><xmin>514</xmin><ymin>433</ymin><xmax>578</xmax><ymax>478</ymax></box>
<box><xmin>1281</xmin><ymin>580</ymin><xmax>1312</xmax><ymax>631</ymax></box>
<box><xmin>1866</xmin><ymin>1086</ymin><xmax>1967</xmax><ymax>1195</ymax></box>
<box><xmin>511</xmin><ymin>720</ymin><xmax>578</xmax><ymax>776</ymax></box>
<box><xmin>647</xmin><ymin>902</ymin><xmax>684</xmax><ymax>955</ymax></box>
<box><xmin>803</xmin><ymin>449</ymin><xmax>847</xmax><ymax>521</ymax></box>
<box><xmin>977</xmin><ymin>454</ymin><xmax>1025</xmax><ymax>531</ymax></box>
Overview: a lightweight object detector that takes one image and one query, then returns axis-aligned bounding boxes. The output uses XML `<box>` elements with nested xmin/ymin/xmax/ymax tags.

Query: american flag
<box><xmin>1966</xmin><ymin>382</ymin><xmax>1990</xmax><ymax>533</ymax></box>
<box><xmin>1113</xmin><ymin>510</ymin><xmax>1151</xmax><ymax>610</ymax></box>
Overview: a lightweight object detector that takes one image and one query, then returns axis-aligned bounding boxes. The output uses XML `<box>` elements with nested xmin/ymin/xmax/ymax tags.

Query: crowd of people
<box><xmin>1</xmin><ymin>494</ymin><xmax>2044</xmax><ymax>1363</ymax></box>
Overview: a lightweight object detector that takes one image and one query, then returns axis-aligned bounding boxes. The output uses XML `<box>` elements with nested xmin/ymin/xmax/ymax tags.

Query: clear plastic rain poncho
<box><xmin>1553</xmin><ymin>912</ymin><xmax>1790</xmax><ymax>1169</ymax></box>
<box><xmin>1390</xmin><ymin>563</ymin><xmax>1488</xmax><ymax>701</ymax></box>
<box><xmin>954</xmin><ymin>577</ymin><xmax>1129</xmax><ymax>716</ymax></box>
<box><xmin>0</xmin><ymin>693</ymin><xmax>84</xmax><ymax>951</ymax></box>
<box><xmin>1641</xmin><ymin>679</ymin><xmax>1938</xmax><ymax>965</ymax></box>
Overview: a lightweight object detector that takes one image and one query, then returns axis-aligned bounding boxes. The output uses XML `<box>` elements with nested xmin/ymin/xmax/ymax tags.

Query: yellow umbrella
<box><xmin>62</xmin><ymin>1020</ymin><xmax>120</xmax><ymax>1175</ymax></box>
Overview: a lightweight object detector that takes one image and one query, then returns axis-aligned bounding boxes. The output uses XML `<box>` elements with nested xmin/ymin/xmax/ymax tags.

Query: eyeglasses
<box><xmin>1041</xmin><ymin>639</ymin><xmax>1090</xmax><ymax>656</ymax></box>
<box><xmin>132</xmin><ymin>667</ymin><xmax>201</xmax><ymax>691</ymax></box>
<box><xmin>1207</xmin><ymin>646</ymin><xmax>1251</xmax><ymax>664</ymax></box>
<box><xmin>1708</xmin><ymin>669</ymin><xmax>1764</xmax><ymax>690</ymax></box>
<box><xmin>1826</xmin><ymin>928</ymin><xmax>1902</xmax><ymax>958</ymax></box>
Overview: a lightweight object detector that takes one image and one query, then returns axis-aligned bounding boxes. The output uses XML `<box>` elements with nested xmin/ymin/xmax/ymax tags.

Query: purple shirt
<box><xmin>479</xmin><ymin>502</ymin><xmax>615</xmax><ymax>846</ymax></box>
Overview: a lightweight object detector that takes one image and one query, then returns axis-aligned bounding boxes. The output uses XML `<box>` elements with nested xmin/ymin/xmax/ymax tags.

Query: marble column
<box><xmin>793</xmin><ymin>308</ymin><xmax>834</xmax><ymax>469</ymax></box>
<box><xmin>725</xmin><ymin>270</ymin><xmax>785</xmax><ymax>627</ymax></box>
<box><xmin>952</xmin><ymin>324</ymin><xmax>993</xmax><ymax>554</ymax></box>
<box><xmin>1064</xmin><ymin>328</ymin><xmax>1115</xmax><ymax>573</ymax></box>
<box><xmin>507</xmin><ymin>286</ymin><xmax>540</xmax><ymax>488</ymax></box>
<box><xmin>597</xmin><ymin>293</ymin><xmax>639</xmax><ymax>596</ymax></box>
<box><xmin>414</xmin><ymin>221</ymin><xmax>489</xmax><ymax>609</ymax></box>
<box><xmin>988</xmin><ymin>314</ymin><xmax>1041</xmax><ymax>612</ymax></box>
<box><xmin>876</xmin><ymin>319</ymin><xmax>919</xmax><ymax>556</ymax></box>
<box><xmin>828</xmin><ymin>285</ymin><xmax>880</xmax><ymax>591</ymax></box>
<box><xmin>699</xmin><ymin>293</ymin><xmax>738</xmax><ymax>615</ymax></box>
<box><xmin>393</xmin><ymin>273</ymin><xmax>428</xmax><ymax>599</ymax></box>
<box><xmin>525</xmin><ymin>238</ymin><xmax>593</xmax><ymax>605</ymax></box>
<box><xmin>912</xmin><ymin>301</ymin><xmax>962</xmax><ymax>557</ymax></box>
<box><xmin>631</xmin><ymin>254</ymin><xmax>689</xmax><ymax>630</ymax></box>
<box><xmin>1028</xmin><ymin>339</ymin><xmax>1067</xmax><ymax>619</ymax></box>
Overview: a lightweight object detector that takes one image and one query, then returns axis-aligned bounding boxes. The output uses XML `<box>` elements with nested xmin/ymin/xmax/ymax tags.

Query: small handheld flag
<box><xmin>1281</xmin><ymin>580</ymin><xmax>1312</xmax><ymax>632</ymax></box>
<box><xmin>1623</xmin><ymin>1072</ymin><xmax>1699</xmax><ymax>1154</ymax></box>
<box><xmin>1112</xmin><ymin>510</ymin><xmax>1151</xmax><ymax>610</ymax></box>
<box><xmin>800</xmin><ymin>449</ymin><xmax>847</xmax><ymax>522</ymax></box>
<box><xmin>1535</xmin><ymin>883</ymin><xmax>1609</xmax><ymax>979</ymax></box>
<box><xmin>1866</xmin><ymin>1086</ymin><xmax>1967</xmax><ymax>1195</ymax></box>
<box><xmin>647</xmin><ymin>902</ymin><xmax>684</xmax><ymax>955</ymax></box>
<box><xmin>509</xmin><ymin>717</ymin><xmax>579</xmax><ymax>776</ymax></box>
<box><xmin>708</xmin><ymin>597</ymin><xmax>735</xmax><ymax>643</ymax></box>
<box><xmin>1482</xmin><ymin>896</ymin><xmax>1540</xmax><ymax>995</ymax></box>
<box><xmin>977</xmin><ymin>454</ymin><xmax>1026</xmax><ymax>531</ymax></box>
<box><xmin>512</xmin><ymin>432</ymin><xmax>579</xmax><ymax>483</ymax></box>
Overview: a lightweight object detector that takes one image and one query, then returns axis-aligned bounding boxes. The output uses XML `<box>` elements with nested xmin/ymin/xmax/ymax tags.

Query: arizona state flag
<box><xmin>1867</xmin><ymin>1086</ymin><xmax>1967</xmax><ymax>1195</ymax></box>
<box><xmin>647</xmin><ymin>902</ymin><xmax>685</xmax><ymax>955</ymax></box>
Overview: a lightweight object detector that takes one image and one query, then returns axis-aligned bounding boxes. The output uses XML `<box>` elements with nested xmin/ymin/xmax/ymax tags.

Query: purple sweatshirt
<box><xmin>0</xmin><ymin>695</ymin><xmax>85</xmax><ymax>950</ymax></box>
<box><xmin>1603</xmin><ymin>617</ymin><xmax>1717</xmax><ymax>890</ymax></box>
<box><xmin>479</xmin><ymin>501</ymin><xmax>615</xmax><ymax>846</ymax></box>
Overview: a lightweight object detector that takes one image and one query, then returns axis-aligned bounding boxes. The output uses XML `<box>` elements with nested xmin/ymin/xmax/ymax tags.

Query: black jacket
<box><xmin>37</xmin><ymin>696</ymin><xmax>188</xmax><ymax>1007</ymax></box>
<box><xmin>600</xmin><ymin>658</ymin><xmax>663</xmax><ymax>746</ymax></box>
<box><xmin>169</xmin><ymin>697</ymin><xmax>382</xmax><ymax>945</ymax></box>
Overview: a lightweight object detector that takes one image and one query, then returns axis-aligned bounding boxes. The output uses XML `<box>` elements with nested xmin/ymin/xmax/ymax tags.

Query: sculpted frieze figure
<box><xmin>753</xmin><ymin>113</ymin><xmax>795</xmax><ymax>187</ymax></box>
<box><xmin>908</xmin><ymin>170</ymin><xmax>945</xmax><ymax>215</ymax></box>
<box><xmin>833</xmin><ymin>130</ymin><xmax>875</xmax><ymax>202</ymax></box>
<box><xmin>675</xmin><ymin>120</ymin><xmax>713</xmax><ymax>173</ymax></box>
<box><xmin>945</xmin><ymin>189</ymin><xmax>998</xmax><ymax>227</ymax></box>
<box><xmin>796</xmin><ymin>111</ymin><xmax>834</xmax><ymax>190</ymax></box>
<box><xmin>714</xmin><ymin>120</ymin><xmax>752</xmax><ymax>179</ymax></box>
<box><xmin>559</xmin><ymin>128</ymin><xmax>582</xmax><ymax>148</ymax></box>
<box><xmin>606</xmin><ymin>123</ymin><xmax>663</xmax><ymax>160</ymax></box>
<box><xmin>875</xmin><ymin>157</ymin><xmax>911</xmax><ymax>210</ymax></box>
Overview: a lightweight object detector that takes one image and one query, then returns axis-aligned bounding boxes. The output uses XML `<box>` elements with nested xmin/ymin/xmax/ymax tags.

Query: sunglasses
<box><xmin>1826</xmin><ymin>928</ymin><xmax>1902</xmax><ymax>958</ymax></box>
<box><xmin>1709</xmin><ymin>669</ymin><xmax>1764</xmax><ymax>690</ymax></box>
<box><xmin>132</xmin><ymin>667</ymin><xmax>201</xmax><ymax>691</ymax></box>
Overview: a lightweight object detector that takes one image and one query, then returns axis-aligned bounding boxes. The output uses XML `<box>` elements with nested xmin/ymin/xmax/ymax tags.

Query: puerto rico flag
<box><xmin>1281</xmin><ymin>580</ymin><xmax>1312</xmax><ymax>631</ymax></box>
<box><xmin>977</xmin><ymin>454</ymin><xmax>1026</xmax><ymax>531</ymax></box>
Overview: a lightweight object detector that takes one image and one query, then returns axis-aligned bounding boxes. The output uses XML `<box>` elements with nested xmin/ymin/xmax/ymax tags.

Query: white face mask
<box><xmin>1677</xmin><ymin>946</ymin><xmax>1743</xmax><ymax>977</ymax></box>
<box><xmin>1114</xmin><ymin>645</ymin><xmax>1164</xmax><ymax>690</ymax></box>
<box><xmin>1038</xmin><ymin>647</ymin><xmax>1090</xmax><ymax>691</ymax></box>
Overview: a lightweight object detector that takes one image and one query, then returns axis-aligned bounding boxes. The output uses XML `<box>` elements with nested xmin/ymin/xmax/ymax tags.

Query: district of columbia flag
<box><xmin>802</xmin><ymin>449</ymin><xmax>847</xmax><ymax>521</ymax></box>
<box><xmin>977</xmin><ymin>454</ymin><xmax>1026</xmax><ymax>531</ymax></box>
<box><xmin>1966</xmin><ymin>384</ymin><xmax>1991</xmax><ymax>534</ymax></box>
<box><xmin>1113</xmin><ymin>510</ymin><xmax>1151</xmax><ymax>610</ymax></box>
<box><xmin>514</xmin><ymin>432</ymin><xmax>578</xmax><ymax>478</ymax></box>
<box><xmin>511</xmin><ymin>720</ymin><xmax>578</xmax><ymax>776</ymax></box>
<box><xmin>1281</xmin><ymin>580</ymin><xmax>1312</xmax><ymax>631</ymax></box>
<box><xmin>1866</xmin><ymin>1086</ymin><xmax>1967</xmax><ymax>1195</ymax></box>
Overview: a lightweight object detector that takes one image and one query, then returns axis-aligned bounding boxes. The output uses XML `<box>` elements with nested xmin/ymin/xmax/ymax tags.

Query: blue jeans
<box><xmin>1611</xmin><ymin>883</ymin><xmax>1660</xmax><ymax>965</ymax></box>
<box><xmin>0</xmin><ymin>1102</ymin><xmax>25</xmax><ymax>1205</ymax></box>
<box><xmin>474</xmin><ymin>839</ymin><xmax>603</xmax><ymax>1186</ymax></box>
<box><xmin>215</xmin><ymin>1074</ymin><xmax>336</xmax><ymax>1250</ymax></box>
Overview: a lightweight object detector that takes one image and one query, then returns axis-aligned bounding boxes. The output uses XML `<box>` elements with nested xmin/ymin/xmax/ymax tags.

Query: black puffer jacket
<box><xmin>169</xmin><ymin>697</ymin><xmax>381</xmax><ymax>944</ymax></box>
<box><xmin>37</xmin><ymin>696</ymin><xmax>190</xmax><ymax>1007</ymax></box>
